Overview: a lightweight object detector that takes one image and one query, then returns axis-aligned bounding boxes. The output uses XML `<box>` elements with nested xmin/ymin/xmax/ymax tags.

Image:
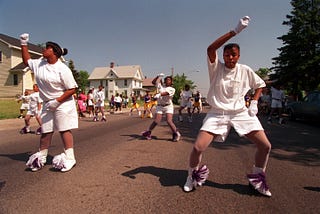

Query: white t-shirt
<box><xmin>28</xmin><ymin>91</ymin><xmax>42</xmax><ymax>110</ymax></box>
<box><xmin>94</xmin><ymin>90</ymin><xmax>105</xmax><ymax>102</ymax></box>
<box><xmin>270</xmin><ymin>87</ymin><xmax>285</xmax><ymax>101</ymax></box>
<box><xmin>207</xmin><ymin>54</ymin><xmax>266</xmax><ymax>112</ymax></box>
<box><xmin>114</xmin><ymin>96</ymin><xmax>122</xmax><ymax>103</ymax></box>
<box><xmin>28</xmin><ymin>58</ymin><xmax>78</xmax><ymax>102</ymax></box>
<box><xmin>180</xmin><ymin>90</ymin><xmax>193</xmax><ymax>102</ymax></box>
<box><xmin>157</xmin><ymin>83</ymin><xmax>175</xmax><ymax>105</ymax></box>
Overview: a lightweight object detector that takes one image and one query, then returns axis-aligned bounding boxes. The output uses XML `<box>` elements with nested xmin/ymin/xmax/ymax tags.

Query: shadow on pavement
<box><xmin>0</xmin><ymin>152</ymin><xmax>54</xmax><ymax>165</ymax></box>
<box><xmin>304</xmin><ymin>186</ymin><xmax>320</xmax><ymax>192</ymax></box>
<box><xmin>121</xmin><ymin>165</ymin><xmax>262</xmax><ymax>196</ymax></box>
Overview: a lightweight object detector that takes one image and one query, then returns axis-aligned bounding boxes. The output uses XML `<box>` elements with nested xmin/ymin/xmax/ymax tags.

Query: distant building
<box><xmin>0</xmin><ymin>33</ymin><xmax>42</xmax><ymax>98</ymax></box>
<box><xmin>142</xmin><ymin>77</ymin><xmax>156</xmax><ymax>93</ymax></box>
<box><xmin>88</xmin><ymin>62</ymin><xmax>146</xmax><ymax>100</ymax></box>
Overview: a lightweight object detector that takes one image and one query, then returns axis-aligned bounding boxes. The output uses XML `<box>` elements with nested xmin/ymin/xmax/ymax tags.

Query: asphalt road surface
<box><xmin>0</xmin><ymin>107</ymin><xmax>319</xmax><ymax>214</ymax></box>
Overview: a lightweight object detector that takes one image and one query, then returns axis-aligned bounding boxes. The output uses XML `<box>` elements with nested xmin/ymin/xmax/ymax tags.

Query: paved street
<box><xmin>0</xmin><ymin>107</ymin><xmax>319</xmax><ymax>213</ymax></box>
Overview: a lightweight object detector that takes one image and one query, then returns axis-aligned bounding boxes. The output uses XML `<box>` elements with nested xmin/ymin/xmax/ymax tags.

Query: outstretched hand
<box><xmin>20</xmin><ymin>33</ymin><xmax>29</xmax><ymax>45</ymax></box>
<box><xmin>233</xmin><ymin>16</ymin><xmax>250</xmax><ymax>34</ymax></box>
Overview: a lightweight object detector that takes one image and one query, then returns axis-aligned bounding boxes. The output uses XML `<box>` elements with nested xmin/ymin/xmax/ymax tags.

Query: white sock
<box><xmin>64</xmin><ymin>148</ymin><xmax>75</xmax><ymax>160</ymax></box>
<box><xmin>39</xmin><ymin>149</ymin><xmax>48</xmax><ymax>157</ymax></box>
<box><xmin>252</xmin><ymin>166</ymin><xmax>265</xmax><ymax>174</ymax></box>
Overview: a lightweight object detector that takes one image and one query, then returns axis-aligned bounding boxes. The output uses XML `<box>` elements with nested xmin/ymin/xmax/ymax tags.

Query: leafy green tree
<box><xmin>255</xmin><ymin>68</ymin><xmax>271</xmax><ymax>81</ymax></box>
<box><xmin>68</xmin><ymin>60</ymin><xmax>80</xmax><ymax>91</ymax></box>
<box><xmin>172</xmin><ymin>73</ymin><xmax>195</xmax><ymax>104</ymax></box>
<box><xmin>271</xmin><ymin>0</ymin><xmax>320</xmax><ymax>98</ymax></box>
<box><xmin>78</xmin><ymin>70</ymin><xmax>90</xmax><ymax>92</ymax></box>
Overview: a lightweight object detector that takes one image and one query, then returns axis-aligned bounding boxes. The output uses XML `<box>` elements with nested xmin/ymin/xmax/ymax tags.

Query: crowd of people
<box><xmin>18</xmin><ymin>16</ymin><xmax>286</xmax><ymax>197</ymax></box>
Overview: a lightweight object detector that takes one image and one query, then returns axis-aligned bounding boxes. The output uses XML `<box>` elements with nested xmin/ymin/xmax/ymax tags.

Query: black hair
<box><xmin>223</xmin><ymin>43</ymin><xmax>240</xmax><ymax>52</ymax></box>
<box><xmin>164</xmin><ymin>76</ymin><xmax>173</xmax><ymax>86</ymax></box>
<box><xmin>46</xmin><ymin>41</ymin><xmax>68</xmax><ymax>58</ymax></box>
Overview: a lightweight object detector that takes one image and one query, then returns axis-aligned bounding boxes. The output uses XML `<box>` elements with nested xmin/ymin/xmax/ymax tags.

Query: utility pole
<box><xmin>171</xmin><ymin>66</ymin><xmax>174</xmax><ymax>77</ymax></box>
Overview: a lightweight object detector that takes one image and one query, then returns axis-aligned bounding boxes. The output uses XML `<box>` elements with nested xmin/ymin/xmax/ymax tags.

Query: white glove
<box><xmin>248</xmin><ymin>100</ymin><xmax>258</xmax><ymax>117</ymax></box>
<box><xmin>158</xmin><ymin>73</ymin><xmax>165</xmax><ymax>77</ymax></box>
<box><xmin>233</xmin><ymin>16</ymin><xmax>250</xmax><ymax>34</ymax></box>
<box><xmin>20</xmin><ymin>33</ymin><xmax>29</xmax><ymax>45</ymax></box>
<box><xmin>153</xmin><ymin>93</ymin><xmax>161</xmax><ymax>99</ymax></box>
<box><xmin>45</xmin><ymin>99</ymin><xmax>60</xmax><ymax>111</ymax></box>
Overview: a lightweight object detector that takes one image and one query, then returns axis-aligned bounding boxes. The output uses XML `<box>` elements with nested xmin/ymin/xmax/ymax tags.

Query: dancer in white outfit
<box><xmin>21</xmin><ymin>33</ymin><xmax>78</xmax><ymax>172</ymax></box>
<box><xmin>183</xmin><ymin>16</ymin><xmax>272</xmax><ymax>197</ymax></box>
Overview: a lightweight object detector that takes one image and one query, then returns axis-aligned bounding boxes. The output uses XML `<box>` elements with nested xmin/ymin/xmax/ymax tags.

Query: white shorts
<box><xmin>156</xmin><ymin>104</ymin><xmax>174</xmax><ymax>114</ymax></box>
<box><xmin>26</xmin><ymin>107</ymin><xmax>40</xmax><ymax>117</ymax></box>
<box><xmin>20</xmin><ymin>103</ymin><xmax>29</xmax><ymax>110</ymax></box>
<box><xmin>180</xmin><ymin>100</ymin><xmax>192</xmax><ymax>108</ymax></box>
<box><xmin>41</xmin><ymin>99</ymin><xmax>78</xmax><ymax>133</ymax></box>
<box><xmin>200</xmin><ymin>110</ymin><xmax>264</xmax><ymax>142</ymax></box>
<box><xmin>95</xmin><ymin>101</ymin><xmax>104</xmax><ymax>108</ymax></box>
<box><xmin>271</xmin><ymin>99</ymin><xmax>282</xmax><ymax>108</ymax></box>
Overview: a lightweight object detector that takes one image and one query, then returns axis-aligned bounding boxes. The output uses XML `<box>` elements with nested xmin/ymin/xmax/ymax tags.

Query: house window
<box><xmin>13</xmin><ymin>74</ymin><xmax>18</xmax><ymax>85</ymax></box>
<box><xmin>0</xmin><ymin>51</ymin><xmax>2</xmax><ymax>62</ymax></box>
<box><xmin>124</xmin><ymin>79</ymin><xmax>127</xmax><ymax>86</ymax></box>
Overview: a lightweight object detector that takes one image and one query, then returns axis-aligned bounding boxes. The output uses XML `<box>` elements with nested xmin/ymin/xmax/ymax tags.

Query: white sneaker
<box><xmin>183</xmin><ymin>176</ymin><xmax>195</xmax><ymax>192</ymax></box>
<box><xmin>53</xmin><ymin>148</ymin><xmax>76</xmax><ymax>172</ymax></box>
<box><xmin>247</xmin><ymin>172</ymin><xmax>272</xmax><ymax>197</ymax></box>
<box><xmin>61</xmin><ymin>159</ymin><xmax>76</xmax><ymax>172</ymax></box>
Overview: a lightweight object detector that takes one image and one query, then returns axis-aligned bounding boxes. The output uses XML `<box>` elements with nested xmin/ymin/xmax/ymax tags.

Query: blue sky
<box><xmin>0</xmin><ymin>0</ymin><xmax>292</xmax><ymax>95</ymax></box>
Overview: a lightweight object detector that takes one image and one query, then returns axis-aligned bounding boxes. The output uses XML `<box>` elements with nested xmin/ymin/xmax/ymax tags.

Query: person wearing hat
<box><xmin>20</xmin><ymin>33</ymin><xmax>78</xmax><ymax>172</ymax></box>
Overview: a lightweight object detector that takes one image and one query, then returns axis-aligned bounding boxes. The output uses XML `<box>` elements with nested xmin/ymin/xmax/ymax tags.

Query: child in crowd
<box><xmin>142</xmin><ymin>74</ymin><xmax>181</xmax><ymax>142</ymax></box>
<box><xmin>20</xmin><ymin>84</ymin><xmax>42</xmax><ymax>135</ymax></box>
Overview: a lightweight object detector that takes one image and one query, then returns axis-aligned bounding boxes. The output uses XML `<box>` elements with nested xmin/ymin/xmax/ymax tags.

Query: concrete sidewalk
<box><xmin>0</xmin><ymin>107</ymin><xmax>134</xmax><ymax>131</ymax></box>
<box><xmin>0</xmin><ymin>118</ymin><xmax>38</xmax><ymax>131</ymax></box>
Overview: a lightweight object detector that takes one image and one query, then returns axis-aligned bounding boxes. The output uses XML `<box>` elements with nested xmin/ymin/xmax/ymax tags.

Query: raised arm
<box><xmin>20</xmin><ymin>33</ymin><xmax>31</xmax><ymax>66</ymax></box>
<box><xmin>207</xmin><ymin>16</ymin><xmax>250</xmax><ymax>63</ymax></box>
<box><xmin>207</xmin><ymin>31</ymin><xmax>236</xmax><ymax>63</ymax></box>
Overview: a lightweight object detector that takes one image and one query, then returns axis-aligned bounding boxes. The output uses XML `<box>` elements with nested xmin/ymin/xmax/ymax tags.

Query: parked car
<box><xmin>286</xmin><ymin>91</ymin><xmax>320</xmax><ymax>121</ymax></box>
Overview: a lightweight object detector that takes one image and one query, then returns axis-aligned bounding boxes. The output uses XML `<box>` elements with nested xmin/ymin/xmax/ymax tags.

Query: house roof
<box><xmin>10</xmin><ymin>62</ymin><xmax>27</xmax><ymax>71</ymax></box>
<box><xmin>143</xmin><ymin>78</ymin><xmax>155</xmax><ymax>87</ymax></box>
<box><xmin>0</xmin><ymin>33</ymin><xmax>43</xmax><ymax>54</ymax></box>
<box><xmin>89</xmin><ymin>65</ymin><xmax>145</xmax><ymax>80</ymax></box>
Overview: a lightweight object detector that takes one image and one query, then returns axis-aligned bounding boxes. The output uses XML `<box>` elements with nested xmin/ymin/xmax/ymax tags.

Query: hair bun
<box><xmin>62</xmin><ymin>48</ymin><xmax>68</xmax><ymax>56</ymax></box>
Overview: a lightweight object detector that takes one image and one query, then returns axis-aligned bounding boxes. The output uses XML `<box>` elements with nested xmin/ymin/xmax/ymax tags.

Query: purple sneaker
<box><xmin>172</xmin><ymin>131</ymin><xmax>181</xmax><ymax>142</ymax></box>
<box><xmin>192</xmin><ymin>165</ymin><xmax>209</xmax><ymax>186</ymax></box>
<box><xmin>36</xmin><ymin>127</ymin><xmax>41</xmax><ymax>135</ymax></box>
<box><xmin>247</xmin><ymin>172</ymin><xmax>272</xmax><ymax>197</ymax></box>
<box><xmin>20</xmin><ymin>127</ymin><xmax>30</xmax><ymax>134</ymax></box>
<box><xmin>142</xmin><ymin>130</ymin><xmax>151</xmax><ymax>140</ymax></box>
<box><xmin>183</xmin><ymin>165</ymin><xmax>209</xmax><ymax>192</ymax></box>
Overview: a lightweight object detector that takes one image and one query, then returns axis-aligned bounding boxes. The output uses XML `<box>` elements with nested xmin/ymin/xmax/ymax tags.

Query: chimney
<box><xmin>110</xmin><ymin>62</ymin><xmax>115</xmax><ymax>68</ymax></box>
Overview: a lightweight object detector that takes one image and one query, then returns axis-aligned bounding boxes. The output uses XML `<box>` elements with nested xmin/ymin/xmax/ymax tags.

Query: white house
<box><xmin>88</xmin><ymin>62</ymin><xmax>146</xmax><ymax>100</ymax></box>
<box><xmin>0</xmin><ymin>33</ymin><xmax>42</xmax><ymax>98</ymax></box>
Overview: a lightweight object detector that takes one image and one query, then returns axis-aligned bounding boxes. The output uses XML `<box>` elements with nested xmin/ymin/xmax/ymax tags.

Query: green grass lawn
<box><xmin>0</xmin><ymin>98</ymin><xmax>146</xmax><ymax>120</ymax></box>
<box><xmin>0</xmin><ymin>98</ymin><xmax>21</xmax><ymax>120</ymax></box>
